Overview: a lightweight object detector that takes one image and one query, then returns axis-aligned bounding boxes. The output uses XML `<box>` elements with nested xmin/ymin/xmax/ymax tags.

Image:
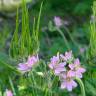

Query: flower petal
<box><xmin>77</xmin><ymin>67</ymin><xmax>86</xmax><ymax>73</ymax></box>
<box><xmin>71</xmin><ymin>80</ymin><xmax>77</xmax><ymax>88</ymax></box>
<box><xmin>58</xmin><ymin>62</ymin><xmax>66</xmax><ymax>67</ymax></box>
<box><xmin>61</xmin><ymin>82</ymin><xmax>66</xmax><ymax>89</ymax></box>
<box><xmin>74</xmin><ymin>58</ymin><xmax>80</xmax><ymax>65</ymax></box>
<box><xmin>48</xmin><ymin>63</ymin><xmax>54</xmax><ymax>69</ymax></box>
<box><xmin>55</xmin><ymin>68</ymin><xmax>66</xmax><ymax>75</ymax></box>
<box><xmin>66</xmin><ymin>82</ymin><xmax>73</xmax><ymax>91</ymax></box>
<box><xmin>67</xmin><ymin>70</ymin><xmax>75</xmax><ymax>77</ymax></box>
<box><xmin>76</xmin><ymin>72</ymin><xmax>83</xmax><ymax>78</ymax></box>
<box><xmin>69</xmin><ymin>64</ymin><xmax>75</xmax><ymax>70</ymax></box>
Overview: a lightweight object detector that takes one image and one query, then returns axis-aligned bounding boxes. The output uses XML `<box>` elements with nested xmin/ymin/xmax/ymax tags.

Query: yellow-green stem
<box><xmin>75</xmin><ymin>77</ymin><xmax>86</xmax><ymax>96</ymax></box>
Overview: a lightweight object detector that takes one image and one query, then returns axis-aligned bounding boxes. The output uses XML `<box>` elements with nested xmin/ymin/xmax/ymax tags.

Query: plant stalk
<box><xmin>75</xmin><ymin>77</ymin><xmax>86</xmax><ymax>96</ymax></box>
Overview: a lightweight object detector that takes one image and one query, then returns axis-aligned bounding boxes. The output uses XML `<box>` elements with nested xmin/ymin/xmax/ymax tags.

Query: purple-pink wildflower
<box><xmin>49</xmin><ymin>54</ymin><xmax>60</xmax><ymax>69</ymax></box>
<box><xmin>17</xmin><ymin>63</ymin><xmax>30</xmax><ymax>73</ymax></box>
<box><xmin>68</xmin><ymin>58</ymin><xmax>86</xmax><ymax>78</ymax></box>
<box><xmin>60</xmin><ymin>73</ymin><xmax>77</xmax><ymax>91</ymax></box>
<box><xmin>6</xmin><ymin>90</ymin><xmax>13</xmax><ymax>96</ymax></box>
<box><xmin>54</xmin><ymin>16</ymin><xmax>62</xmax><ymax>27</ymax></box>
<box><xmin>49</xmin><ymin>51</ymin><xmax>86</xmax><ymax>91</ymax></box>
<box><xmin>54</xmin><ymin>62</ymin><xmax>66</xmax><ymax>75</ymax></box>
<box><xmin>49</xmin><ymin>54</ymin><xmax>66</xmax><ymax>75</ymax></box>
<box><xmin>27</xmin><ymin>55</ymin><xmax>39</xmax><ymax>68</ymax></box>
<box><xmin>60</xmin><ymin>51</ymin><xmax>73</xmax><ymax>62</ymax></box>
<box><xmin>17</xmin><ymin>55</ymin><xmax>39</xmax><ymax>73</ymax></box>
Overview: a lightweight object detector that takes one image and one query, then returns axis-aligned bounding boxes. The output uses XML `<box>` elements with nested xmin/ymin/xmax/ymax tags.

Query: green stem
<box><xmin>56</xmin><ymin>27</ymin><xmax>70</xmax><ymax>50</ymax></box>
<box><xmin>29</xmin><ymin>71</ymin><xmax>38</xmax><ymax>96</ymax></box>
<box><xmin>9</xmin><ymin>76</ymin><xmax>16</xmax><ymax>96</ymax></box>
<box><xmin>0</xmin><ymin>61</ymin><xmax>20</xmax><ymax>73</ymax></box>
<box><xmin>75</xmin><ymin>77</ymin><xmax>86</xmax><ymax>96</ymax></box>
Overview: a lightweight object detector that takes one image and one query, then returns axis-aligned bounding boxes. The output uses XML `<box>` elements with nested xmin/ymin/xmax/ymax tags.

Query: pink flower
<box><xmin>54</xmin><ymin>16</ymin><xmax>62</xmax><ymax>27</ymax></box>
<box><xmin>49</xmin><ymin>54</ymin><xmax>60</xmax><ymax>69</ymax></box>
<box><xmin>27</xmin><ymin>55</ymin><xmax>39</xmax><ymax>68</ymax></box>
<box><xmin>60</xmin><ymin>73</ymin><xmax>77</xmax><ymax>91</ymax></box>
<box><xmin>6</xmin><ymin>90</ymin><xmax>13</xmax><ymax>96</ymax></box>
<box><xmin>17</xmin><ymin>63</ymin><xmax>30</xmax><ymax>73</ymax></box>
<box><xmin>68</xmin><ymin>58</ymin><xmax>86</xmax><ymax>78</ymax></box>
<box><xmin>17</xmin><ymin>55</ymin><xmax>39</xmax><ymax>73</ymax></box>
<box><xmin>49</xmin><ymin>51</ymin><xmax>86</xmax><ymax>92</ymax></box>
<box><xmin>54</xmin><ymin>62</ymin><xmax>66</xmax><ymax>75</ymax></box>
<box><xmin>49</xmin><ymin>54</ymin><xmax>66</xmax><ymax>75</ymax></box>
<box><xmin>60</xmin><ymin>51</ymin><xmax>73</xmax><ymax>61</ymax></box>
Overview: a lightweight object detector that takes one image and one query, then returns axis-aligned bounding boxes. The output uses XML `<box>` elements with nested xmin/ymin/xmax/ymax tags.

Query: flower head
<box><xmin>49</xmin><ymin>54</ymin><xmax>59</xmax><ymax>69</ymax></box>
<box><xmin>17</xmin><ymin>55</ymin><xmax>39</xmax><ymax>73</ymax></box>
<box><xmin>54</xmin><ymin>16</ymin><xmax>62</xmax><ymax>27</ymax></box>
<box><xmin>17</xmin><ymin>63</ymin><xmax>30</xmax><ymax>73</ymax></box>
<box><xmin>60</xmin><ymin>51</ymin><xmax>73</xmax><ymax>62</ymax></box>
<box><xmin>27</xmin><ymin>55</ymin><xmax>39</xmax><ymax>68</ymax></box>
<box><xmin>54</xmin><ymin>62</ymin><xmax>66</xmax><ymax>75</ymax></box>
<box><xmin>49</xmin><ymin>54</ymin><xmax>66</xmax><ymax>75</ymax></box>
<box><xmin>68</xmin><ymin>58</ymin><xmax>86</xmax><ymax>78</ymax></box>
<box><xmin>60</xmin><ymin>73</ymin><xmax>77</xmax><ymax>91</ymax></box>
<box><xmin>6</xmin><ymin>90</ymin><xmax>13</xmax><ymax>96</ymax></box>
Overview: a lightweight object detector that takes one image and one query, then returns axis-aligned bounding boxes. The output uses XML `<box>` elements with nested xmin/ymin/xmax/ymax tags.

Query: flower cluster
<box><xmin>17</xmin><ymin>55</ymin><xmax>39</xmax><ymax>73</ymax></box>
<box><xmin>49</xmin><ymin>51</ymin><xmax>86</xmax><ymax>91</ymax></box>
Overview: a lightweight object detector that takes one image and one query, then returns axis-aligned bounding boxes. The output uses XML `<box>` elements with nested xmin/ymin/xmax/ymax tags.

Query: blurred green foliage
<box><xmin>34</xmin><ymin>0</ymin><xmax>94</xmax><ymax>16</ymax></box>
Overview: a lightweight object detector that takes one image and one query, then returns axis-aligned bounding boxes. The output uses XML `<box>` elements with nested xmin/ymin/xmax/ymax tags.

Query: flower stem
<box><xmin>75</xmin><ymin>77</ymin><xmax>86</xmax><ymax>96</ymax></box>
<box><xmin>8</xmin><ymin>76</ymin><xmax>16</xmax><ymax>96</ymax></box>
<box><xmin>56</xmin><ymin>27</ymin><xmax>70</xmax><ymax>50</ymax></box>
